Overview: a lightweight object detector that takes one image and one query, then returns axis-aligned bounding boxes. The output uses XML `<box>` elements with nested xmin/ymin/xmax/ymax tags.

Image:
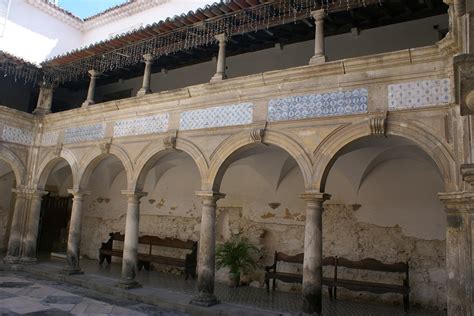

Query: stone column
<box><xmin>309</xmin><ymin>10</ymin><xmax>327</xmax><ymax>65</ymax></box>
<box><xmin>190</xmin><ymin>191</ymin><xmax>225</xmax><ymax>307</ymax></box>
<box><xmin>439</xmin><ymin>164</ymin><xmax>474</xmax><ymax>316</ymax></box>
<box><xmin>3</xmin><ymin>189</ymin><xmax>28</xmax><ymax>264</ymax></box>
<box><xmin>299</xmin><ymin>191</ymin><xmax>330</xmax><ymax>315</ymax></box>
<box><xmin>210</xmin><ymin>34</ymin><xmax>227</xmax><ymax>82</ymax></box>
<box><xmin>33</xmin><ymin>82</ymin><xmax>55</xmax><ymax>115</ymax></box>
<box><xmin>63</xmin><ymin>190</ymin><xmax>89</xmax><ymax>275</ymax></box>
<box><xmin>117</xmin><ymin>190</ymin><xmax>147</xmax><ymax>289</ymax></box>
<box><xmin>81</xmin><ymin>70</ymin><xmax>101</xmax><ymax>107</ymax></box>
<box><xmin>137</xmin><ymin>54</ymin><xmax>154</xmax><ymax>97</ymax></box>
<box><xmin>20</xmin><ymin>190</ymin><xmax>48</xmax><ymax>264</ymax></box>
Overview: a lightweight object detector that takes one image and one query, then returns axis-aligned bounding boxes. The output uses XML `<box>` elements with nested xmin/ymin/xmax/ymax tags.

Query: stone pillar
<box><xmin>81</xmin><ymin>70</ymin><xmax>101</xmax><ymax>107</ymax></box>
<box><xmin>33</xmin><ymin>82</ymin><xmax>54</xmax><ymax>115</ymax></box>
<box><xmin>439</xmin><ymin>164</ymin><xmax>474</xmax><ymax>316</ymax></box>
<box><xmin>117</xmin><ymin>190</ymin><xmax>147</xmax><ymax>289</ymax></box>
<box><xmin>20</xmin><ymin>190</ymin><xmax>48</xmax><ymax>264</ymax></box>
<box><xmin>309</xmin><ymin>10</ymin><xmax>327</xmax><ymax>65</ymax></box>
<box><xmin>137</xmin><ymin>54</ymin><xmax>154</xmax><ymax>97</ymax></box>
<box><xmin>190</xmin><ymin>191</ymin><xmax>225</xmax><ymax>307</ymax></box>
<box><xmin>63</xmin><ymin>190</ymin><xmax>89</xmax><ymax>275</ymax></box>
<box><xmin>210</xmin><ymin>34</ymin><xmax>227</xmax><ymax>82</ymax></box>
<box><xmin>3</xmin><ymin>189</ymin><xmax>28</xmax><ymax>264</ymax></box>
<box><xmin>299</xmin><ymin>191</ymin><xmax>330</xmax><ymax>315</ymax></box>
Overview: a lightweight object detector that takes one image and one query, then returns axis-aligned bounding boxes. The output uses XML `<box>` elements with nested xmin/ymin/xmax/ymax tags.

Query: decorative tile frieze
<box><xmin>2</xmin><ymin>126</ymin><xmax>33</xmax><ymax>145</ymax></box>
<box><xmin>388</xmin><ymin>78</ymin><xmax>452</xmax><ymax>110</ymax></box>
<box><xmin>180</xmin><ymin>103</ymin><xmax>253</xmax><ymax>130</ymax></box>
<box><xmin>41</xmin><ymin>131</ymin><xmax>59</xmax><ymax>146</ymax></box>
<box><xmin>114</xmin><ymin>114</ymin><xmax>169</xmax><ymax>138</ymax></box>
<box><xmin>267</xmin><ymin>88</ymin><xmax>368</xmax><ymax>122</ymax></box>
<box><xmin>64</xmin><ymin>123</ymin><xmax>105</xmax><ymax>144</ymax></box>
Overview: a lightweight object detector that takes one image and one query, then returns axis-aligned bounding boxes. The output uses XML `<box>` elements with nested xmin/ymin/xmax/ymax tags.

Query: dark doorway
<box><xmin>37</xmin><ymin>194</ymin><xmax>72</xmax><ymax>253</ymax></box>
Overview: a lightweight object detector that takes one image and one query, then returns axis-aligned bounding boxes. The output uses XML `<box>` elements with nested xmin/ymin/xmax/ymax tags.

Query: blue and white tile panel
<box><xmin>114</xmin><ymin>114</ymin><xmax>169</xmax><ymax>138</ymax></box>
<box><xmin>2</xmin><ymin>126</ymin><xmax>33</xmax><ymax>145</ymax></box>
<box><xmin>388</xmin><ymin>78</ymin><xmax>452</xmax><ymax>110</ymax></box>
<box><xmin>41</xmin><ymin>131</ymin><xmax>59</xmax><ymax>146</ymax></box>
<box><xmin>180</xmin><ymin>103</ymin><xmax>253</xmax><ymax>131</ymax></box>
<box><xmin>64</xmin><ymin>123</ymin><xmax>105</xmax><ymax>144</ymax></box>
<box><xmin>267</xmin><ymin>88</ymin><xmax>368</xmax><ymax>122</ymax></box>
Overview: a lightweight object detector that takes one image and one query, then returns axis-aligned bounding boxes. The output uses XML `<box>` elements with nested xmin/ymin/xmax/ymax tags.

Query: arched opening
<box><xmin>79</xmin><ymin>155</ymin><xmax>128</xmax><ymax>261</ymax></box>
<box><xmin>0</xmin><ymin>159</ymin><xmax>17</xmax><ymax>254</ymax></box>
<box><xmin>213</xmin><ymin>143</ymin><xmax>306</xmax><ymax>285</ymax></box>
<box><xmin>321</xmin><ymin>135</ymin><xmax>446</xmax><ymax>309</ymax></box>
<box><xmin>37</xmin><ymin>158</ymin><xmax>73</xmax><ymax>255</ymax></box>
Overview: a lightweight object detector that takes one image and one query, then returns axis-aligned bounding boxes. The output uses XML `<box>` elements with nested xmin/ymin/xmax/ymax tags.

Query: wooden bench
<box><xmin>264</xmin><ymin>252</ymin><xmax>410</xmax><ymax>311</ymax></box>
<box><xmin>264</xmin><ymin>252</ymin><xmax>336</xmax><ymax>299</ymax></box>
<box><xmin>333</xmin><ymin>257</ymin><xmax>410</xmax><ymax>312</ymax></box>
<box><xmin>99</xmin><ymin>232</ymin><xmax>197</xmax><ymax>280</ymax></box>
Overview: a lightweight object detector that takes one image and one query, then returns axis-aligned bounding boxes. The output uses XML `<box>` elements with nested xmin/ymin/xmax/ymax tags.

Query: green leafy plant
<box><xmin>216</xmin><ymin>236</ymin><xmax>258</xmax><ymax>275</ymax></box>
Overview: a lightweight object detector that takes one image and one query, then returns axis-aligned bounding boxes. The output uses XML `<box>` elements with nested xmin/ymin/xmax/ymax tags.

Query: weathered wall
<box><xmin>0</xmin><ymin>160</ymin><xmax>15</xmax><ymax>253</ymax></box>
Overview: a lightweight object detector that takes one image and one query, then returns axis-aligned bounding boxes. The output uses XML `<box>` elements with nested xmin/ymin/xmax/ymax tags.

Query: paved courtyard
<box><xmin>0</xmin><ymin>272</ymin><xmax>189</xmax><ymax>315</ymax></box>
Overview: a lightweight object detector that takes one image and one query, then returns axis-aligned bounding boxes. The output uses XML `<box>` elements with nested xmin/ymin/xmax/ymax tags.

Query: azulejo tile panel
<box><xmin>64</xmin><ymin>123</ymin><xmax>105</xmax><ymax>144</ymax></box>
<box><xmin>388</xmin><ymin>78</ymin><xmax>452</xmax><ymax>110</ymax></box>
<box><xmin>180</xmin><ymin>103</ymin><xmax>254</xmax><ymax>131</ymax></box>
<box><xmin>2</xmin><ymin>126</ymin><xmax>33</xmax><ymax>145</ymax></box>
<box><xmin>267</xmin><ymin>88</ymin><xmax>368</xmax><ymax>122</ymax></box>
<box><xmin>114</xmin><ymin>114</ymin><xmax>169</xmax><ymax>138</ymax></box>
<box><xmin>41</xmin><ymin>131</ymin><xmax>59</xmax><ymax>146</ymax></box>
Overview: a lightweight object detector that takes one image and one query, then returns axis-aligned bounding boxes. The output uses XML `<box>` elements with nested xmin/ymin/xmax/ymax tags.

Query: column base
<box><xmin>210</xmin><ymin>73</ymin><xmax>227</xmax><ymax>83</ymax></box>
<box><xmin>20</xmin><ymin>257</ymin><xmax>38</xmax><ymax>265</ymax></box>
<box><xmin>189</xmin><ymin>293</ymin><xmax>220</xmax><ymax>307</ymax></box>
<box><xmin>136</xmin><ymin>88</ymin><xmax>152</xmax><ymax>97</ymax></box>
<box><xmin>3</xmin><ymin>255</ymin><xmax>20</xmax><ymax>264</ymax></box>
<box><xmin>81</xmin><ymin>100</ymin><xmax>95</xmax><ymax>108</ymax></box>
<box><xmin>116</xmin><ymin>278</ymin><xmax>142</xmax><ymax>289</ymax></box>
<box><xmin>309</xmin><ymin>55</ymin><xmax>327</xmax><ymax>65</ymax></box>
<box><xmin>62</xmin><ymin>265</ymin><xmax>84</xmax><ymax>275</ymax></box>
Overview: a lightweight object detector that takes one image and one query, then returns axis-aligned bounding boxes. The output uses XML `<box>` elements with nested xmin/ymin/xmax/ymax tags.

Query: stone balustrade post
<box><xmin>190</xmin><ymin>191</ymin><xmax>225</xmax><ymax>307</ymax></box>
<box><xmin>81</xmin><ymin>70</ymin><xmax>101</xmax><ymax>107</ymax></box>
<box><xmin>20</xmin><ymin>190</ymin><xmax>48</xmax><ymax>264</ymax></box>
<box><xmin>299</xmin><ymin>191</ymin><xmax>330</xmax><ymax>315</ymax></box>
<box><xmin>63</xmin><ymin>189</ymin><xmax>90</xmax><ymax>274</ymax></box>
<box><xmin>438</xmin><ymin>163</ymin><xmax>474</xmax><ymax>316</ymax></box>
<box><xmin>309</xmin><ymin>10</ymin><xmax>327</xmax><ymax>65</ymax></box>
<box><xmin>3</xmin><ymin>189</ymin><xmax>28</xmax><ymax>264</ymax></box>
<box><xmin>137</xmin><ymin>54</ymin><xmax>154</xmax><ymax>97</ymax></box>
<box><xmin>33</xmin><ymin>82</ymin><xmax>55</xmax><ymax>115</ymax></box>
<box><xmin>210</xmin><ymin>34</ymin><xmax>227</xmax><ymax>82</ymax></box>
<box><xmin>117</xmin><ymin>190</ymin><xmax>147</xmax><ymax>289</ymax></box>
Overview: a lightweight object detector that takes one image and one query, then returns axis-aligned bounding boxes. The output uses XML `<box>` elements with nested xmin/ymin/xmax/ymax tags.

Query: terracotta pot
<box><xmin>229</xmin><ymin>271</ymin><xmax>240</xmax><ymax>287</ymax></box>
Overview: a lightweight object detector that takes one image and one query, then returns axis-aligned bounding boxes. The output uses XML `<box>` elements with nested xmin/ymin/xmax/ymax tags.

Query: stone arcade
<box><xmin>0</xmin><ymin>0</ymin><xmax>473</xmax><ymax>315</ymax></box>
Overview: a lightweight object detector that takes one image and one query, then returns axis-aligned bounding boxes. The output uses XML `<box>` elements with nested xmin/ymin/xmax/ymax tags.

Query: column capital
<box><xmin>195</xmin><ymin>191</ymin><xmax>225</xmax><ymax>202</ymax></box>
<box><xmin>88</xmin><ymin>69</ymin><xmax>101</xmax><ymax>78</ymax></box>
<box><xmin>121</xmin><ymin>190</ymin><xmax>147</xmax><ymax>201</ymax></box>
<box><xmin>67</xmin><ymin>189</ymin><xmax>91</xmax><ymax>199</ymax></box>
<box><xmin>143</xmin><ymin>53</ymin><xmax>155</xmax><ymax>63</ymax></box>
<box><xmin>214</xmin><ymin>33</ymin><xmax>227</xmax><ymax>44</ymax></box>
<box><xmin>12</xmin><ymin>188</ymin><xmax>48</xmax><ymax>199</ymax></box>
<box><xmin>299</xmin><ymin>191</ymin><xmax>330</xmax><ymax>202</ymax></box>
<box><xmin>439</xmin><ymin>191</ymin><xmax>474</xmax><ymax>213</ymax></box>
<box><xmin>38</xmin><ymin>80</ymin><xmax>56</xmax><ymax>89</ymax></box>
<box><xmin>311</xmin><ymin>9</ymin><xmax>325</xmax><ymax>21</ymax></box>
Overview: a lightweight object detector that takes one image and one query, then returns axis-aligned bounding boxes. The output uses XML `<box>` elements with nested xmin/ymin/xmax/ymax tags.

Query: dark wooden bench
<box><xmin>99</xmin><ymin>232</ymin><xmax>197</xmax><ymax>280</ymax></box>
<box><xmin>264</xmin><ymin>252</ymin><xmax>410</xmax><ymax>311</ymax></box>
<box><xmin>333</xmin><ymin>257</ymin><xmax>410</xmax><ymax>312</ymax></box>
<box><xmin>264</xmin><ymin>252</ymin><xmax>336</xmax><ymax>299</ymax></box>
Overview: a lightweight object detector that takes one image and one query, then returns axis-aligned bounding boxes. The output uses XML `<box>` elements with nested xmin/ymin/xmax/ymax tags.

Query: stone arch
<box><xmin>131</xmin><ymin>137</ymin><xmax>208</xmax><ymax>191</ymax></box>
<box><xmin>208</xmin><ymin>129</ymin><xmax>313</xmax><ymax>191</ymax></box>
<box><xmin>34</xmin><ymin>149</ymin><xmax>78</xmax><ymax>190</ymax></box>
<box><xmin>0</xmin><ymin>144</ymin><xmax>27</xmax><ymax>186</ymax></box>
<box><xmin>76</xmin><ymin>145</ymin><xmax>133</xmax><ymax>190</ymax></box>
<box><xmin>313</xmin><ymin>119</ymin><xmax>456</xmax><ymax>192</ymax></box>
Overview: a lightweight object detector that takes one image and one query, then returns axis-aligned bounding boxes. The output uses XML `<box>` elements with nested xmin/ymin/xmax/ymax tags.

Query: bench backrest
<box><xmin>336</xmin><ymin>257</ymin><xmax>408</xmax><ymax>273</ymax></box>
<box><xmin>274</xmin><ymin>252</ymin><xmax>336</xmax><ymax>266</ymax></box>
<box><xmin>107</xmin><ymin>232</ymin><xmax>196</xmax><ymax>250</ymax></box>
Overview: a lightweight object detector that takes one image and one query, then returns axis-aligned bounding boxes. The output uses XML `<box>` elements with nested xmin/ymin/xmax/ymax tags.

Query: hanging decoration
<box><xmin>0</xmin><ymin>51</ymin><xmax>40</xmax><ymax>85</ymax></box>
<box><xmin>42</xmin><ymin>0</ymin><xmax>383</xmax><ymax>84</ymax></box>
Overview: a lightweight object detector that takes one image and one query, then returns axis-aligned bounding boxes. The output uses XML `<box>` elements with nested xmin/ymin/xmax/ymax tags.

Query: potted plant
<box><xmin>216</xmin><ymin>236</ymin><xmax>257</xmax><ymax>287</ymax></box>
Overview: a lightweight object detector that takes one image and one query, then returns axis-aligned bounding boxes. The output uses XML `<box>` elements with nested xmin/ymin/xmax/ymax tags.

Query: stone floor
<box><xmin>0</xmin><ymin>273</ymin><xmax>189</xmax><ymax>315</ymax></box>
<box><xmin>5</xmin><ymin>256</ymin><xmax>445</xmax><ymax>316</ymax></box>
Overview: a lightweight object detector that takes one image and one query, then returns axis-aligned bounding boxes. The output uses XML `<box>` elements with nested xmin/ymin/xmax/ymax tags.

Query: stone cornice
<box><xmin>26</xmin><ymin>0</ymin><xmax>82</xmax><ymax>30</ymax></box>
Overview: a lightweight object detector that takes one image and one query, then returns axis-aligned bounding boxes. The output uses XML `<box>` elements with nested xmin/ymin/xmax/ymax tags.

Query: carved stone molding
<box><xmin>461</xmin><ymin>163</ymin><xmax>474</xmax><ymax>187</ymax></box>
<box><xmin>454</xmin><ymin>54</ymin><xmax>474</xmax><ymax>115</ymax></box>
<box><xmin>250</xmin><ymin>128</ymin><xmax>265</xmax><ymax>143</ymax></box>
<box><xmin>369</xmin><ymin>112</ymin><xmax>387</xmax><ymax>136</ymax></box>
<box><xmin>98</xmin><ymin>138</ymin><xmax>112</xmax><ymax>154</ymax></box>
<box><xmin>54</xmin><ymin>143</ymin><xmax>63</xmax><ymax>157</ymax></box>
<box><xmin>163</xmin><ymin>135</ymin><xmax>177</xmax><ymax>149</ymax></box>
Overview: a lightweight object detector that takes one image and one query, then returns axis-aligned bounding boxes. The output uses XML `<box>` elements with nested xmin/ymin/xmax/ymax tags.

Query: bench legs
<box><xmin>403</xmin><ymin>294</ymin><xmax>409</xmax><ymax>313</ymax></box>
<box><xmin>99</xmin><ymin>254</ymin><xmax>111</xmax><ymax>265</ymax></box>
